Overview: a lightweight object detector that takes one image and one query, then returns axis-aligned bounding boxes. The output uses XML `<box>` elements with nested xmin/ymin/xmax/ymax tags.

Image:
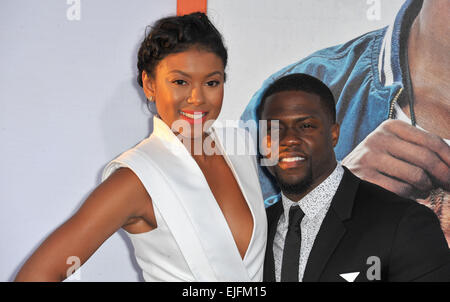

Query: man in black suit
<box><xmin>258</xmin><ymin>73</ymin><xmax>449</xmax><ymax>282</ymax></box>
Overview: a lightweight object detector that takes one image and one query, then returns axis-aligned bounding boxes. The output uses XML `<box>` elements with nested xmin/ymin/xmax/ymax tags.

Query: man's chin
<box><xmin>275</xmin><ymin>169</ymin><xmax>313</xmax><ymax>197</ymax></box>
<box><xmin>278</xmin><ymin>178</ymin><xmax>312</xmax><ymax>197</ymax></box>
<box><xmin>270</xmin><ymin>159</ymin><xmax>313</xmax><ymax>197</ymax></box>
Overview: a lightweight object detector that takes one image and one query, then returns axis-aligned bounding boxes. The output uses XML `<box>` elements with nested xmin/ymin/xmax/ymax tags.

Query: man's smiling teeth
<box><xmin>180</xmin><ymin>111</ymin><xmax>207</xmax><ymax>119</ymax></box>
<box><xmin>280</xmin><ymin>157</ymin><xmax>305</xmax><ymax>162</ymax></box>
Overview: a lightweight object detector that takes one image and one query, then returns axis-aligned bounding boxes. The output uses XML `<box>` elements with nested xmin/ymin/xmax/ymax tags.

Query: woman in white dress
<box><xmin>15</xmin><ymin>12</ymin><xmax>266</xmax><ymax>282</ymax></box>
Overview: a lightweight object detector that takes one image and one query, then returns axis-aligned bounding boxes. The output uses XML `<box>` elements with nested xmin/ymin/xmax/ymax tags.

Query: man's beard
<box><xmin>274</xmin><ymin>163</ymin><xmax>313</xmax><ymax>197</ymax></box>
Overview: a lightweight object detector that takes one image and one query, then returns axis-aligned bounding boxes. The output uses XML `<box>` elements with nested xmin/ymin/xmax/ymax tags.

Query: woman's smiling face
<box><xmin>142</xmin><ymin>47</ymin><xmax>225</xmax><ymax>139</ymax></box>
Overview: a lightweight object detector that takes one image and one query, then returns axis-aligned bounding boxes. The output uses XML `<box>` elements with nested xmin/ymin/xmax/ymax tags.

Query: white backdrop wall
<box><xmin>1</xmin><ymin>0</ymin><xmax>404</xmax><ymax>281</ymax></box>
<box><xmin>1</xmin><ymin>0</ymin><xmax>175</xmax><ymax>282</ymax></box>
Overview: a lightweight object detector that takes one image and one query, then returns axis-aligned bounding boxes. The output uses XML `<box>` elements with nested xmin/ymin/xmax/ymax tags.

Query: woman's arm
<box><xmin>14</xmin><ymin>168</ymin><xmax>152</xmax><ymax>281</ymax></box>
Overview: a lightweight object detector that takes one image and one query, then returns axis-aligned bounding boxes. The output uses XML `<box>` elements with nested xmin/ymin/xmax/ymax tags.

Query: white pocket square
<box><xmin>339</xmin><ymin>272</ymin><xmax>360</xmax><ymax>282</ymax></box>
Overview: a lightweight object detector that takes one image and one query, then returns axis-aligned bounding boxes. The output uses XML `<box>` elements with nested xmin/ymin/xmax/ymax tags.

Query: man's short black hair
<box><xmin>257</xmin><ymin>73</ymin><xmax>336</xmax><ymax>123</ymax></box>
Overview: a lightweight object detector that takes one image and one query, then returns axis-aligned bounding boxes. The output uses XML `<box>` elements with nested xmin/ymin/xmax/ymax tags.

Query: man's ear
<box><xmin>331</xmin><ymin>122</ymin><xmax>340</xmax><ymax>147</ymax></box>
<box><xmin>142</xmin><ymin>71</ymin><xmax>155</xmax><ymax>100</ymax></box>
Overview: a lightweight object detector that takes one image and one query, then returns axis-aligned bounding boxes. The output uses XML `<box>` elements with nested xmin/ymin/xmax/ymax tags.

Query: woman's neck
<box><xmin>178</xmin><ymin>132</ymin><xmax>218</xmax><ymax>162</ymax></box>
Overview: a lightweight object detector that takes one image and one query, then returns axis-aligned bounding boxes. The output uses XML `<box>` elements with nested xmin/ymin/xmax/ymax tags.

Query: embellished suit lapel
<box><xmin>302</xmin><ymin>168</ymin><xmax>360</xmax><ymax>282</ymax></box>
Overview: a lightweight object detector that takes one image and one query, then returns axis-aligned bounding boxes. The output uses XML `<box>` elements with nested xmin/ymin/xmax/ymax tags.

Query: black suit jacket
<box><xmin>264</xmin><ymin>167</ymin><xmax>450</xmax><ymax>282</ymax></box>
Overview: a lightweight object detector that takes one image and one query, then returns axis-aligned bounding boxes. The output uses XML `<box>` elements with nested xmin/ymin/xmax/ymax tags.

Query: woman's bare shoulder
<box><xmin>96</xmin><ymin>167</ymin><xmax>153</xmax><ymax>219</ymax></box>
<box><xmin>103</xmin><ymin>167</ymin><xmax>157</xmax><ymax>233</ymax></box>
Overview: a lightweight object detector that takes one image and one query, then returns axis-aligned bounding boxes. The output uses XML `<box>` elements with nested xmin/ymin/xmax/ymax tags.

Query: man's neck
<box><xmin>283</xmin><ymin>162</ymin><xmax>338</xmax><ymax>202</ymax></box>
<box><xmin>405</xmin><ymin>0</ymin><xmax>450</xmax><ymax>138</ymax></box>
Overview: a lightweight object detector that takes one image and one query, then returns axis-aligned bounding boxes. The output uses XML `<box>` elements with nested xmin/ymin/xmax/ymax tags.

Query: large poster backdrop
<box><xmin>1</xmin><ymin>0</ymin><xmax>447</xmax><ymax>282</ymax></box>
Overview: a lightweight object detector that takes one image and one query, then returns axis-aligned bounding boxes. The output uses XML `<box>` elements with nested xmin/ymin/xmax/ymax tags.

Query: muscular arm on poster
<box><xmin>342</xmin><ymin>119</ymin><xmax>450</xmax><ymax>244</ymax></box>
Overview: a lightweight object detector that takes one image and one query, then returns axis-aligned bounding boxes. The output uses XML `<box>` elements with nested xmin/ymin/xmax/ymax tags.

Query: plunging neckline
<box><xmin>153</xmin><ymin>117</ymin><xmax>256</xmax><ymax>262</ymax></box>
<box><xmin>208</xmin><ymin>127</ymin><xmax>256</xmax><ymax>261</ymax></box>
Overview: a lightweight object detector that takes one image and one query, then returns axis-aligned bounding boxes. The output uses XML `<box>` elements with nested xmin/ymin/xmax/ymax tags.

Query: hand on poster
<box><xmin>342</xmin><ymin>119</ymin><xmax>450</xmax><ymax>245</ymax></box>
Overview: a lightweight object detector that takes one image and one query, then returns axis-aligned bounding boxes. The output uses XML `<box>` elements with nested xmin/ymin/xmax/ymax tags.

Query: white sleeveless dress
<box><xmin>102</xmin><ymin>117</ymin><xmax>267</xmax><ymax>282</ymax></box>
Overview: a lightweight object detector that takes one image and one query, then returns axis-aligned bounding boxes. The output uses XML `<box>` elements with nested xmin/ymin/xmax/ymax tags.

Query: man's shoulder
<box><xmin>357</xmin><ymin>177</ymin><xmax>415</xmax><ymax>205</ymax></box>
<box><xmin>352</xmin><ymin>178</ymin><xmax>449</xmax><ymax>281</ymax></box>
<box><xmin>334</xmin><ymin>171</ymin><xmax>449</xmax><ymax>281</ymax></box>
<box><xmin>332</xmin><ymin>168</ymin><xmax>433</xmax><ymax>225</ymax></box>
<box><xmin>351</xmin><ymin>175</ymin><xmax>437</xmax><ymax>223</ymax></box>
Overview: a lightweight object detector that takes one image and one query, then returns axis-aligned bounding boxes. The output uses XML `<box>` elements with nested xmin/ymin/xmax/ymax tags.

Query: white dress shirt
<box><xmin>273</xmin><ymin>163</ymin><xmax>344</xmax><ymax>282</ymax></box>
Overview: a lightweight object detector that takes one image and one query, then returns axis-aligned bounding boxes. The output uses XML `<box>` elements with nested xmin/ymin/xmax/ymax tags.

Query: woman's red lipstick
<box><xmin>179</xmin><ymin>110</ymin><xmax>208</xmax><ymax>124</ymax></box>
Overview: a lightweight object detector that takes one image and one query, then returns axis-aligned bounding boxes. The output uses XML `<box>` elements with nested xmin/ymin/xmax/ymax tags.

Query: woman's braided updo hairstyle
<box><xmin>137</xmin><ymin>12</ymin><xmax>227</xmax><ymax>87</ymax></box>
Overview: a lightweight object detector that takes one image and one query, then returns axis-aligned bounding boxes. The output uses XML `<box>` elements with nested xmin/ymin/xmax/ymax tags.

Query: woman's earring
<box><xmin>148</xmin><ymin>96</ymin><xmax>154</xmax><ymax>102</ymax></box>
